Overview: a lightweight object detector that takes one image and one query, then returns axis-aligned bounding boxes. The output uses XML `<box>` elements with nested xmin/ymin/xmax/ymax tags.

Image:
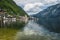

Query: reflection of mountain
<box><xmin>33</xmin><ymin>3</ymin><xmax>60</xmax><ymax>33</ymax></box>
<box><xmin>0</xmin><ymin>0</ymin><xmax>27</xmax><ymax>16</ymax></box>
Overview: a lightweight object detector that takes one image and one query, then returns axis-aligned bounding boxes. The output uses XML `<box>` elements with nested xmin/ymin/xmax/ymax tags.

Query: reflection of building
<box><xmin>0</xmin><ymin>8</ymin><xmax>7</xmax><ymax>27</ymax></box>
<box><xmin>29</xmin><ymin>17</ymin><xmax>39</xmax><ymax>21</ymax></box>
<box><xmin>19</xmin><ymin>15</ymin><xmax>28</xmax><ymax>23</ymax></box>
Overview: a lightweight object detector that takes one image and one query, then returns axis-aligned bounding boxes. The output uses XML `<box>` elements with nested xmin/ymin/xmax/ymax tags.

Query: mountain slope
<box><xmin>0</xmin><ymin>0</ymin><xmax>28</xmax><ymax>16</ymax></box>
<box><xmin>33</xmin><ymin>3</ymin><xmax>60</xmax><ymax>33</ymax></box>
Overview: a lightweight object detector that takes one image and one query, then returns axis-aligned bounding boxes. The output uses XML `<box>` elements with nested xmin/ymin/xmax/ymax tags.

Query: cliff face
<box><xmin>33</xmin><ymin>4</ymin><xmax>60</xmax><ymax>33</ymax></box>
<box><xmin>0</xmin><ymin>0</ymin><xmax>28</xmax><ymax>16</ymax></box>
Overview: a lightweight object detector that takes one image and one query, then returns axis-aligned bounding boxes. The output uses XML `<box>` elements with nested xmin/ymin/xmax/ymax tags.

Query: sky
<box><xmin>13</xmin><ymin>0</ymin><xmax>60</xmax><ymax>15</ymax></box>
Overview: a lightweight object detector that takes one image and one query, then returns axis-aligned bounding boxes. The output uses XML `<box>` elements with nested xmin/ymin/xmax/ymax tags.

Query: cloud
<box><xmin>13</xmin><ymin>0</ymin><xmax>42</xmax><ymax>4</ymax></box>
<box><xmin>24</xmin><ymin>3</ymin><xmax>35</xmax><ymax>11</ymax></box>
<box><xmin>24</xmin><ymin>3</ymin><xmax>44</xmax><ymax>11</ymax></box>
<box><xmin>23</xmin><ymin>3</ymin><xmax>45</xmax><ymax>15</ymax></box>
<box><xmin>45</xmin><ymin>0</ymin><xmax>57</xmax><ymax>3</ymax></box>
<box><xmin>13</xmin><ymin>0</ymin><xmax>60</xmax><ymax>15</ymax></box>
<box><xmin>13</xmin><ymin>0</ymin><xmax>60</xmax><ymax>5</ymax></box>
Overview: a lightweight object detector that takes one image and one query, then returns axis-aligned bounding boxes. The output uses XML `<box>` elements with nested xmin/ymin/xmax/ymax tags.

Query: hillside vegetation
<box><xmin>0</xmin><ymin>0</ymin><xmax>28</xmax><ymax>16</ymax></box>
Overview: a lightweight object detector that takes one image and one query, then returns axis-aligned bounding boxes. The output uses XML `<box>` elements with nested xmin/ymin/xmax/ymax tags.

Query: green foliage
<box><xmin>0</xmin><ymin>0</ymin><xmax>28</xmax><ymax>16</ymax></box>
<box><xmin>0</xmin><ymin>0</ymin><xmax>28</xmax><ymax>29</ymax></box>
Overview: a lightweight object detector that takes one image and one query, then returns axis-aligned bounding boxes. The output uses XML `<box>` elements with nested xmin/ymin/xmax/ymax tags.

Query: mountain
<box><xmin>23</xmin><ymin>3</ymin><xmax>45</xmax><ymax>15</ymax></box>
<box><xmin>0</xmin><ymin>0</ymin><xmax>28</xmax><ymax>16</ymax></box>
<box><xmin>33</xmin><ymin>3</ymin><xmax>60</xmax><ymax>33</ymax></box>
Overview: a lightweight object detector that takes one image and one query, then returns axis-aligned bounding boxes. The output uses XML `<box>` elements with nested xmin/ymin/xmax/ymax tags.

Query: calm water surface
<box><xmin>15</xmin><ymin>20</ymin><xmax>60</xmax><ymax>40</ymax></box>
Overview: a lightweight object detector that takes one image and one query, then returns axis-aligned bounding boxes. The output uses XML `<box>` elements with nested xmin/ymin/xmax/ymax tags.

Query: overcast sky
<box><xmin>13</xmin><ymin>0</ymin><xmax>60</xmax><ymax>5</ymax></box>
<box><xmin>13</xmin><ymin>0</ymin><xmax>60</xmax><ymax>15</ymax></box>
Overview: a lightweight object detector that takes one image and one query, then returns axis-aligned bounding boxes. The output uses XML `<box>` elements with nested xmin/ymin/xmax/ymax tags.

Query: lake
<box><xmin>15</xmin><ymin>20</ymin><xmax>60</xmax><ymax>40</ymax></box>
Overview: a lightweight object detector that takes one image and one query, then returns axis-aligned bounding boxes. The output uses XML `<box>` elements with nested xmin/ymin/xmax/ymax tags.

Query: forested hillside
<box><xmin>0</xmin><ymin>0</ymin><xmax>28</xmax><ymax>16</ymax></box>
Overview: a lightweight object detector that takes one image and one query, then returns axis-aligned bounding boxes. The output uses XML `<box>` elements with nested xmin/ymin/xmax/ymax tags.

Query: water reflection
<box><xmin>15</xmin><ymin>20</ymin><xmax>60</xmax><ymax>40</ymax></box>
<box><xmin>0</xmin><ymin>19</ymin><xmax>25</xmax><ymax>29</ymax></box>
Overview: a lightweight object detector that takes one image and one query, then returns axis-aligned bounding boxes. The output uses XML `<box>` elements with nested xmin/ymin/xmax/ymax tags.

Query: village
<box><xmin>0</xmin><ymin>8</ymin><xmax>28</xmax><ymax>27</ymax></box>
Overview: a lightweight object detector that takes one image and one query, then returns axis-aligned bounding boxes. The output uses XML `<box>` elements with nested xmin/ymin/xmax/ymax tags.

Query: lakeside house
<box><xmin>3</xmin><ymin>15</ymin><xmax>28</xmax><ymax>24</ymax></box>
<box><xmin>0</xmin><ymin>8</ymin><xmax>28</xmax><ymax>28</ymax></box>
<box><xmin>0</xmin><ymin>8</ymin><xmax>28</xmax><ymax>26</ymax></box>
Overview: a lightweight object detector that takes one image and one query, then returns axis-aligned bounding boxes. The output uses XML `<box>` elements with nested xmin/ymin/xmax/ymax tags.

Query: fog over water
<box><xmin>15</xmin><ymin>20</ymin><xmax>60</xmax><ymax>40</ymax></box>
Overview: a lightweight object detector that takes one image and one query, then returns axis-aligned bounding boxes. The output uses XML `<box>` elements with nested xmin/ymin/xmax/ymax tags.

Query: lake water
<box><xmin>15</xmin><ymin>20</ymin><xmax>60</xmax><ymax>40</ymax></box>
